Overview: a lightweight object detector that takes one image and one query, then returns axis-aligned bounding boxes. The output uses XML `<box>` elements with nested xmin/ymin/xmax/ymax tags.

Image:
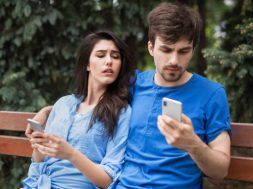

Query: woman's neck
<box><xmin>77</xmin><ymin>84</ymin><xmax>106</xmax><ymax>114</ymax></box>
<box><xmin>85</xmin><ymin>81</ymin><xmax>107</xmax><ymax>105</ymax></box>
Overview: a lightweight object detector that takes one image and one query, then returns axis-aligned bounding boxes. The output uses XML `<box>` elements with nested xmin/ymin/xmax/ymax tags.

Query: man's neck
<box><xmin>154</xmin><ymin>71</ymin><xmax>192</xmax><ymax>87</ymax></box>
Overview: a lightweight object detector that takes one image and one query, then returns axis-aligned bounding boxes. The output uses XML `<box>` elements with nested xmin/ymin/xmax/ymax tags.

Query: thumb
<box><xmin>181</xmin><ymin>114</ymin><xmax>192</xmax><ymax>125</ymax></box>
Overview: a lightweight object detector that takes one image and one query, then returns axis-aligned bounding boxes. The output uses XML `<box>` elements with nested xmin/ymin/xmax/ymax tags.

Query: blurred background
<box><xmin>0</xmin><ymin>0</ymin><xmax>252</xmax><ymax>188</ymax></box>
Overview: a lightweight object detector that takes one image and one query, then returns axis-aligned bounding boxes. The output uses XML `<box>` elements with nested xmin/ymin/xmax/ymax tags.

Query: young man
<box><xmin>114</xmin><ymin>3</ymin><xmax>231</xmax><ymax>188</ymax></box>
<box><xmin>27</xmin><ymin>2</ymin><xmax>231</xmax><ymax>189</ymax></box>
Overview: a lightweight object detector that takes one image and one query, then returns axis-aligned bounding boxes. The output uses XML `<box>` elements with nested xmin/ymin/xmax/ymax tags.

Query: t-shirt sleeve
<box><xmin>99</xmin><ymin>105</ymin><xmax>131</xmax><ymax>182</ymax></box>
<box><xmin>205</xmin><ymin>87</ymin><xmax>231</xmax><ymax>143</ymax></box>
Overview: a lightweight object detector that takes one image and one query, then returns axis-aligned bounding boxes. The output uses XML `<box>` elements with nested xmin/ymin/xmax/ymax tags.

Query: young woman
<box><xmin>22</xmin><ymin>30</ymin><xmax>134</xmax><ymax>189</ymax></box>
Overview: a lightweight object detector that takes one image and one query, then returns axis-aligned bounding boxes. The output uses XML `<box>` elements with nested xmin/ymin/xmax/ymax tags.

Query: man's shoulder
<box><xmin>193</xmin><ymin>73</ymin><xmax>223</xmax><ymax>91</ymax></box>
<box><xmin>135</xmin><ymin>69</ymin><xmax>155</xmax><ymax>81</ymax></box>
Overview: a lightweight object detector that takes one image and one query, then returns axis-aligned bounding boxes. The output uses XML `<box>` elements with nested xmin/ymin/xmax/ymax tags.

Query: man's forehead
<box><xmin>155</xmin><ymin>36</ymin><xmax>193</xmax><ymax>47</ymax></box>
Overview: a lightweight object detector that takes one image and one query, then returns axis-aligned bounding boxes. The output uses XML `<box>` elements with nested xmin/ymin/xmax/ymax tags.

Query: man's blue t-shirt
<box><xmin>115</xmin><ymin>70</ymin><xmax>231</xmax><ymax>189</ymax></box>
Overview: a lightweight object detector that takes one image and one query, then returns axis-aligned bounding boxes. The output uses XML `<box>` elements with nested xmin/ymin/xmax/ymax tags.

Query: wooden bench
<box><xmin>0</xmin><ymin>111</ymin><xmax>253</xmax><ymax>183</ymax></box>
<box><xmin>0</xmin><ymin>111</ymin><xmax>35</xmax><ymax>157</ymax></box>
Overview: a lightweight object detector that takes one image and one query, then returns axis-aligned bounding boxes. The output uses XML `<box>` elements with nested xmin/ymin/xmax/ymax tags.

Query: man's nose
<box><xmin>169</xmin><ymin>52</ymin><xmax>179</xmax><ymax>65</ymax></box>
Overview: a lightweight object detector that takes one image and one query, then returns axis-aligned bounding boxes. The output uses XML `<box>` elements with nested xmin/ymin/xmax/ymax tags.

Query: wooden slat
<box><xmin>231</xmin><ymin>122</ymin><xmax>253</xmax><ymax>148</ymax></box>
<box><xmin>0</xmin><ymin>135</ymin><xmax>32</xmax><ymax>157</ymax></box>
<box><xmin>226</xmin><ymin>156</ymin><xmax>253</xmax><ymax>182</ymax></box>
<box><xmin>0</xmin><ymin>111</ymin><xmax>36</xmax><ymax>131</ymax></box>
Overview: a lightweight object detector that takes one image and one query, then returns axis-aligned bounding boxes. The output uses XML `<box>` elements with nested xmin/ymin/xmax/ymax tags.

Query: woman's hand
<box><xmin>30</xmin><ymin>131</ymin><xmax>50</xmax><ymax>162</ymax></box>
<box><xmin>33</xmin><ymin>133</ymin><xmax>76</xmax><ymax>161</ymax></box>
<box><xmin>25</xmin><ymin>106</ymin><xmax>52</xmax><ymax>138</ymax></box>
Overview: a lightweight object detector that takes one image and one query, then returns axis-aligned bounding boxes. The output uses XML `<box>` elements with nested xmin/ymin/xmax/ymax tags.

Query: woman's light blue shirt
<box><xmin>22</xmin><ymin>94</ymin><xmax>131</xmax><ymax>189</ymax></box>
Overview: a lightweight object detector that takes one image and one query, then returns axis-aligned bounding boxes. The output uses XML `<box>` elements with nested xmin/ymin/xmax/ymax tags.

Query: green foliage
<box><xmin>204</xmin><ymin>0</ymin><xmax>253</xmax><ymax>122</ymax></box>
<box><xmin>0</xmin><ymin>0</ymin><xmax>161</xmax><ymax>110</ymax></box>
<box><xmin>1</xmin><ymin>0</ymin><xmax>248</xmax><ymax>187</ymax></box>
<box><xmin>0</xmin><ymin>156</ymin><xmax>30</xmax><ymax>189</ymax></box>
<box><xmin>0</xmin><ymin>0</ymin><xmax>162</xmax><ymax>187</ymax></box>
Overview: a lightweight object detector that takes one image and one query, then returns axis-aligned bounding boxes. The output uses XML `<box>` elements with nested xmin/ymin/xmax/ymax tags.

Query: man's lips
<box><xmin>163</xmin><ymin>66</ymin><xmax>180</xmax><ymax>72</ymax></box>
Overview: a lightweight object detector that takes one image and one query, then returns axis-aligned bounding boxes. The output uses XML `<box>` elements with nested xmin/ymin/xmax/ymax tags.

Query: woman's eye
<box><xmin>96</xmin><ymin>54</ymin><xmax>105</xmax><ymax>58</ymax></box>
<box><xmin>111</xmin><ymin>53</ymin><xmax>120</xmax><ymax>59</ymax></box>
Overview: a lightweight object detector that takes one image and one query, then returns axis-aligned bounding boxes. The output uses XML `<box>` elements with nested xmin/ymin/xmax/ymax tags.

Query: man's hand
<box><xmin>25</xmin><ymin>106</ymin><xmax>52</xmax><ymax>138</ymax></box>
<box><xmin>157</xmin><ymin>114</ymin><xmax>200</xmax><ymax>152</ymax></box>
<box><xmin>157</xmin><ymin>113</ymin><xmax>231</xmax><ymax>179</ymax></box>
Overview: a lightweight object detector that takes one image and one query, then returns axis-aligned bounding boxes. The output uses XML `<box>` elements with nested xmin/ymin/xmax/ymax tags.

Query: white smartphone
<box><xmin>162</xmin><ymin>97</ymin><xmax>182</xmax><ymax>122</ymax></box>
<box><xmin>27</xmin><ymin>118</ymin><xmax>44</xmax><ymax>132</ymax></box>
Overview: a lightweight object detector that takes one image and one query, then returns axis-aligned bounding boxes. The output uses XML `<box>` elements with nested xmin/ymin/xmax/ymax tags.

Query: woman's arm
<box><xmin>34</xmin><ymin>106</ymin><xmax>132</xmax><ymax>188</ymax></box>
<box><xmin>34</xmin><ymin>133</ymin><xmax>112</xmax><ymax>189</ymax></box>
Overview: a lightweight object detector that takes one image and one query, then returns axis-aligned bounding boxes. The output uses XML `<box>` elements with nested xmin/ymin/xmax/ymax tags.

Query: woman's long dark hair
<box><xmin>74</xmin><ymin>30</ymin><xmax>135</xmax><ymax>137</ymax></box>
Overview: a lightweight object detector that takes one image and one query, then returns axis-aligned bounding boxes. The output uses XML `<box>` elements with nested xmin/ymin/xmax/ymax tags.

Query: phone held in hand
<box><xmin>27</xmin><ymin>118</ymin><xmax>44</xmax><ymax>132</ymax></box>
<box><xmin>162</xmin><ymin>98</ymin><xmax>182</xmax><ymax>122</ymax></box>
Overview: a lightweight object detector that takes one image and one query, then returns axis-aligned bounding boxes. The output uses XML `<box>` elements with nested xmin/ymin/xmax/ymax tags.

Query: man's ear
<box><xmin>147</xmin><ymin>41</ymin><xmax>154</xmax><ymax>56</ymax></box>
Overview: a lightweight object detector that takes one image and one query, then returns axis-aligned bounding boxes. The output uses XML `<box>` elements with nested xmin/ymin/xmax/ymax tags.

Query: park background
<box><xmin>0</xmin><ymin>0</ymin><xmax>252</xmax><ymax>188</ymax></box>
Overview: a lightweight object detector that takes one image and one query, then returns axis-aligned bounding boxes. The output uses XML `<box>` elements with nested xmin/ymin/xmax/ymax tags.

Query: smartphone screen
<box><xmin>27</xmin><ymin>119</ymin><xmax>44</xmax><ymax>132</ymax></box>
<box><xmin>162</xmin><ymin>98</ymin><xmax>182</xmax><ymax>122</ymax></box>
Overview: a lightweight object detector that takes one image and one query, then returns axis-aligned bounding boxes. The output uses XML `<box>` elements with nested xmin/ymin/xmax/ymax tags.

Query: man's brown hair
<box><xmin>147</xmin><ymin>2</ymin><xmax>202</xmax><ymax>48</ymax></box>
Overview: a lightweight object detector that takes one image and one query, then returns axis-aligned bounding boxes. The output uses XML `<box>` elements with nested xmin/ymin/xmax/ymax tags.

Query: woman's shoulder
<box><xmin>122</xmin><ymin>104</ymin><xmax>132</xmax><ymax>115</ymax></box>
<box><xmin>53</xmin><ymin>94</ymin><xmax>82</xmax><ymax>108</ymax></box>
<box><xmin>118</xmin><ymin>104</ymin><xmax>132</xmax><ymax>121</ymax></box>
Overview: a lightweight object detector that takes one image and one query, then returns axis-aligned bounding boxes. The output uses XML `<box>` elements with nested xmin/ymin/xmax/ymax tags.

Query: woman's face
<box><xmin>87</xmin><ymin>39</ymin><xmax>121</xmax><ymax>87</ymax></box>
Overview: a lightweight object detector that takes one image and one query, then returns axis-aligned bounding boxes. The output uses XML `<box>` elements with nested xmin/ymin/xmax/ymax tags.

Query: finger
<box><xmin>36</xmin><ymin>143</ymin><xmax>57</xmax><ymax>154</ymax></box>
<box><xmin>30</xmin><ymin>137</ymin><xmax>49</xmax><ymax>144</ymax></box>
<box><xmin>43</xmin><ymin>134</ymin><xmax>61</xmax><ymax>144</ymax></box>
<box><xmin>25</xmin><ymin>124</ymin><xmax>32</xmax><ymax>138</ymax></box>
<box><xmin>160</xmin><ymin>115</ymin><xmax>180</xmax><ymax>130</ymax></box>
<box><xmin>31</xmin><ymin>142</ymin><xmax>36</xmax><ymax>149</ymax></box>
<box><xmin>157</xmin><ymin>116</ymin><xmax>174</xmax><ymax>135</ymax></box>
<box><xmin>157</xmin><ymin>121</ymin><xmax>174</xmax><ymax>144</ymax></box>
<box><xmin>181</xmin><ymin>114</ymin><xmax>192</xmax><ymax>125</ymax></box>
<box><xmin>42</xmin><ymin>140</ymin><xmax>58</xmax><ymax>148</ymax></box>
<box><xmin>31</xmin><ymin>131</ymin><xmax>45</xmax><ymax>138</ymax></box>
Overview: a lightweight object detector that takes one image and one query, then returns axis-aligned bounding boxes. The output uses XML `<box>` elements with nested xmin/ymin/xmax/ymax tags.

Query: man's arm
<box><xmin>188</xmin><ymin>131</ymin><xmax>230</xmax><ymax>178</ymax></box>
<box><xmin>25</xmin><ymin>106</ymin><xmax>53</xmax><ymax>138</ymax></box>
<box><xmin>157</xmin><ymin>114</ymin><xmax>230</xmax><ymax>179</ymax></box>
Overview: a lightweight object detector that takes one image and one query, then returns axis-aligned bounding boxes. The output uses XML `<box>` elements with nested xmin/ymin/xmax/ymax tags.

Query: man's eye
<box><xmin>160</xmin><ymin>48</ymin><xmax>171</xmax><ymax>53</ymax></box>
<box><xmin>179</xmin><ymin>50</ymin><xmax>190</xmax><ymax>54</ymax></box>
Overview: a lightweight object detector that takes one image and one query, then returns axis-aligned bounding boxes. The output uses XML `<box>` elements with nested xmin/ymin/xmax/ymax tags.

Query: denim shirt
<box><xmin>22</xmin><ymin>94</ymin><xmax>131</xmax><ymax>189</ymax></box>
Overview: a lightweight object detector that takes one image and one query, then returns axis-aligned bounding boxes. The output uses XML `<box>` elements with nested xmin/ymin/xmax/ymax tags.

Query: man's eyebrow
<box><xmin>159</xmin><ymin>45</ymin><xmax>172</xmax><ymax>50</ymax></box>
<box><xmin>179</xmin><ymin>46</ymin><xmax>193</xmax><ymax>50</ymax></box>
<box><xmin>159</xmin><ymin>45</ymin><xmax>192</xmax><ymax>50</ymax></box>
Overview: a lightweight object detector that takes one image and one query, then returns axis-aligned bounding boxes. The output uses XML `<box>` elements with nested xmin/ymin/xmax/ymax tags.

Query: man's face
<box><xmin>148</xmin><ymin>36</ymin><xmax>194</xmax><ymax>86</ymax></box>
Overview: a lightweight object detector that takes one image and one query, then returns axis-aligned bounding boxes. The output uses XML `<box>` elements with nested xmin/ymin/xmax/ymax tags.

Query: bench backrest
<box><xmin>0</xmin><ymin>111</ymin><xmax>253</xmax><ymax>182</ymax></box>
<box><xmin>226</xmin><ymin>122</ymin><xmax>253</xmax><ymax>182</ymax></box>
<box><xmin>0</xmin><ymin>111</ymin><xmax>35</xmax><ymax>157</ymax></box>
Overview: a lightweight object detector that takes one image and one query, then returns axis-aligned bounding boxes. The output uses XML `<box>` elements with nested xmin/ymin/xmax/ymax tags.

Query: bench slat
<box><xmin>231</xmin><ymin>122</ymin><xmax>253</xmax><ymax>148</ymax></box>
<box><xmin>0</xmin><ymin>135</ymin><xmax>32</xmax><ymax>157</ymax></box>
<box><xmin>0</xmin><ymin>111</ymin><xmax>36</xmax><ymax>131</ymax></box>
<box><xmin>1</xmin><ymin>111</ymin><xmax>253</xmax><ymax>183</ymax></box>
<box><xmin>226</xmin><ymin>156</ymin><xmax>253</xmax><ymax>182</ymax></box>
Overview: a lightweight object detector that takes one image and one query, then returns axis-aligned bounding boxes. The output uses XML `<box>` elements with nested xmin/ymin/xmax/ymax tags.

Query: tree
<box><xmin>0</xmin><ymin>0</ymin><xmax>159</xmax><ymax>187</ymax></box>
<box><xmin>203</xmin><ymin>0</ymin><xmax>253</xmax><ymax>122</ymax></box>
